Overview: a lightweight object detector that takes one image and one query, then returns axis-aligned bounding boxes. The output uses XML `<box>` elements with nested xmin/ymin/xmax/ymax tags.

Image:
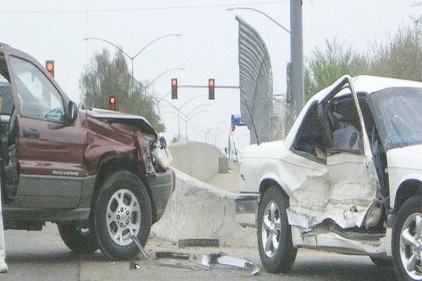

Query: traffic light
<box><xmin>171</xmin><ymin>78</ymin><xmax>178</xmax><ymax>99</ymax></box>
<box><xmin>208</xmin><ymin>78</ymin><xmax>215</xmax><ymax>100</ymax></box>
<box><xmin>45</xmin><ymin>60</ymin><xmax>55</xmax><ymax>77</ymax></box>
<box><xmin>109</xmin><ymin>96</ymin><xmax>117</xmax><ymax>111</ymax></box>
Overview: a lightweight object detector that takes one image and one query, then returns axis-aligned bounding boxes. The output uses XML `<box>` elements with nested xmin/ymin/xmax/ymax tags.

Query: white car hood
<box><xmin>388</xmin><ymin>144</ymin><xmax>422</xmax><ymax>169</ymax></box>
<box><xmin>241</xmin><ymin>140</ymin><xmax>285</xmax><ymax>159</ymax></box>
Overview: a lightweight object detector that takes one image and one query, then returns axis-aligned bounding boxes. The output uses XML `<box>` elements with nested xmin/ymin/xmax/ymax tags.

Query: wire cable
<box><xmin>0</xmin><ymin>1</ymin><xmax>288</xmax><ymax>15</ymax></box>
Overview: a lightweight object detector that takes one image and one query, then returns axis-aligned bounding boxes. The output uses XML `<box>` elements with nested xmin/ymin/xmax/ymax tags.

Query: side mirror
<box><xmin>68</xmin><ymin>101</ymin><xmax>78</xmax><ymax>123</ymax></box>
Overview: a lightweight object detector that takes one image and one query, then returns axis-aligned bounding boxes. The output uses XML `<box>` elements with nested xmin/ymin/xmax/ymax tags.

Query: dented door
<box><xmin>290</xmin><ymin>76</ymin><xmax>382</xmax><ymax>230</ymax></box>
<box><xmin>324</xmin><ymin>152</ymin><xmax>380</xmax><ymax>228</ymax></box>
<box><xmin>323</xmin><ymin>76</ymin><xmax>381</xmax><ymax>229</ymax></box>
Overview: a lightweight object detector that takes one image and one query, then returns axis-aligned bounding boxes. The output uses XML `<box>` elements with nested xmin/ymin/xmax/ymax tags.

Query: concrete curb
<box><xmin>151</xmin><ymin>168</ymin><xmax>256</xmax><ymax>248</ymax></box>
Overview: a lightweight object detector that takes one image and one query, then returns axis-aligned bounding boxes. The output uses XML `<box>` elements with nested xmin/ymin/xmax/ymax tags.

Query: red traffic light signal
<box><xmin>109</xmin><ymin>96</ymin><xmax>117</xmax><ymax>110</ymax></box>
<box><xmin>171</xmin><ymin>78</ymin><xmax>178</xmax><ymax>99</ymax></box>
<box><xmin>45</xmin><ymin>60</ymin><xmax>55</xmax><ymax>77</ymax></box>
<box><xmin>208</xmin><ymin>78</ymin><xmax>215</xmax><ymax>100</ymax></box>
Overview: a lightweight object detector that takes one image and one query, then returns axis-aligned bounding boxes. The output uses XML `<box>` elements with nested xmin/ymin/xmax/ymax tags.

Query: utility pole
<box><xmin>290</xmin><ymin>0</ymin><xmax>304</xmax><ymax>118</ymax></box>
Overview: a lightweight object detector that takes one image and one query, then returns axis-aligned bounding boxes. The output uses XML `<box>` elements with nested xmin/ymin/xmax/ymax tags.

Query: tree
<box><xmin>80</xmin><ymin>49</ymin><xmax>165</xmax><ymax>132</ymax></box>
<box><xmin>369</xmin><ymin>24</ymin><xmax>422</xmax><ymax>82</ymax></box>
<box><xmin>411</xmin><ymin>1</ymin><xmax>422</xmax><ymax>25</ymax></box>
<box><xmin>304</xmin><ymin>24</ymin><xmax>422</xmax><ymax>101</ymax></box>
<box><xmin>304</xmin><ymin>39</ymin><xmax>369</xmax><ymax>100</ymax></box>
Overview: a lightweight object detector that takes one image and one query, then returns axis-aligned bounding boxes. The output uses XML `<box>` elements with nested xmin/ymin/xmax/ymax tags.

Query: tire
<box><xmin>392</xmin><ymin>196</ymin><xmax>422</xmax><ymax>281</ymax></box>
<box><xmin>257</xmin><ymin>185</ymin><xmax>297</xmax><ymax>273</ymax></box>
<box><xmin>58</xmin><ymin>221</ymin><xmax>99</xmax><ymax>254</ymax></box>
<box><xmin>95</xmin><ymin>171</ymin><xmax>152</xmax><ymax>260</ymax></box>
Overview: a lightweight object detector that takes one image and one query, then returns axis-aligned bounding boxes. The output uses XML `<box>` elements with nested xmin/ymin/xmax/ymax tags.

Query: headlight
<box><xmin>152</xmin><ymin>141</ymin><xmax>173</xmax><ymax>170</ymax></box>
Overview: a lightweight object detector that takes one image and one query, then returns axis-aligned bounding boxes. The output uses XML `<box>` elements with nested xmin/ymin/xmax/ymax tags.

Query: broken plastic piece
<box><xmin>156</xmin><ymin>251</ymin><xmax>190</xmax><ymax>260</ymax></box>
<box><xmin>201</xmin><ymin>252</ymin><xmax>260</xmax><ymax>275</ymax></box>
<box><xmin>130</xmin><ymin>235</ymin><xmax>208</xmax><ymax>271</ymax></box>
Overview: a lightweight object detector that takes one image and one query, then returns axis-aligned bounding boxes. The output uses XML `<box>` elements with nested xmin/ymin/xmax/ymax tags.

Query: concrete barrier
<box><xmin>168</xmin><ymin>141</ymin><xmax>225</xmax><ymax>182</ymax></box>
<box><xmin>151</xmin><ymin>168</ymin><xmax>256</xmax><ymax>248</ymax></box>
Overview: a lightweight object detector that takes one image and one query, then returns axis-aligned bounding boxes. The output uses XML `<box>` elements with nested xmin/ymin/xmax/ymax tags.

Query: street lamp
<box><xmin>153</xmin><ymin>90</ymin><xmax>171</xmax><ymax>116</ymax></box>
<box><xmin>145</xmin><ymin>68</ymin><xmax>185</xmax><ymax>116</ymax></box>
<box><xmin>164</xmin><ymin>107</ymin><xmax>209</xmax><ymax>140</ymax></box>
<box><xmin>227</xmin><ymin>7</ymin><xmax>290</xmax><ymax>33</ymax></box>
<box><xmin>160</xmin><ymin>95</ymin><xmax>208</xmax><ymax>140</ymax></box>
<box><xmin>181</xmin><ymin>105</ymin><xmax>210</xmax><ymax>140</ymax></box>
<box><xmin>144</xmin><ymin>68</ymin><xmax>185</xmax><ymax>90</ymax></box>
<box><xmin>83</xmin><ymin>33</ymin><xmax>181</xmax><ymax>93</ymax></box>
<box><xmin>192</xmin><ymin>122</ymin><xmax>225</xmax><ymax>145</ymax></box>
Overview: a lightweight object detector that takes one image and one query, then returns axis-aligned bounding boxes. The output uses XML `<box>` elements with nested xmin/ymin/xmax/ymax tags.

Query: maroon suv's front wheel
<box><xmin>95</xmin><ymin>171</ymin><xmax>152</xmax><ymax>260</ymax></box>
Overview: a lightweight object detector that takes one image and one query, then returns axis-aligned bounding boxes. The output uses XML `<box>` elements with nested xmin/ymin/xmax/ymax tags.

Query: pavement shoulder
<box><xmin>206</xmin><ymin>161</ymin><xmax>240</xmax><ymax>193</ymax></box>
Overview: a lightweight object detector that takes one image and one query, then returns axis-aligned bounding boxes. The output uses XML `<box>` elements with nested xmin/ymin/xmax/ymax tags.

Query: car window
<box><xmin>9</xmin><ymin>56</ymin><xmax>64</xmax><ymax>122</ymax></box>
<box><xmin>292</xmin><ymin>91</ymin><xmax>367</xmax><ymax>161</ymax></box>
<box><xmin>292</xmin><ymin>102</ymin><xmax>328</xmax><ymax>161</ymax></box>
<box><xmin>326</xmin><ymin>95</ymin><xmax>363</xmax><ymax>154</ymax></box>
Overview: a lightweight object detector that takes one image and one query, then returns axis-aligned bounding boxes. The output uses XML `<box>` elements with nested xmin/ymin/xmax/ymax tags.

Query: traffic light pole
<box><xmin>172</xmin><ymin>84</ymin><xmax>240</xmax><ymax>100</ymax></box>
<box><xmin>178</xmin><ymin>85</ymin><xmax>239</xmax><ymax>89</ymax></box>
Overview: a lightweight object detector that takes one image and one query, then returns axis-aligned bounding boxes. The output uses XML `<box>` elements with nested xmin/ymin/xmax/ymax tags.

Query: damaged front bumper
<box><xmin>147</xmin><ymin>168</ymin><xmax>176</xmax><ymax>223</ymax></box>
<box><xmin>235</xmin><ymin>192</ymin><xmax>259</xmax><ymax>228</ymax></box>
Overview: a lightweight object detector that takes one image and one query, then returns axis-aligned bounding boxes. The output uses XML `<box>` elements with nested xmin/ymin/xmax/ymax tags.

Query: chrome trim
<box><xmin>235</xmin><ymin>192</ymin><xmax>259</xmax><ymax>228</ymax></box>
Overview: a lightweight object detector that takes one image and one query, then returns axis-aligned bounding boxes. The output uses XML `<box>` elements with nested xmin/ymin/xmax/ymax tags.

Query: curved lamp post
<box><xmin>165</xmin><ymin>107</ymin><xmax>210</xmax><ymax>140</ymax></box>
<box><xmin>144</xmin><ymin>67</ymin><xmax>185</xmax><ymax>90</ymax></box>
<box><xmin>160</xmin><ymin>95</ymin><xmax>208</xmax><ymax>140</ymax></box>
<box><xmin>83</xmin><ymin>33</ymin><xmax>181</xmax><ymax>93</ymax></box>
<box><xmin>147</xmin><ymin>67</ymin><xmax>184</xmax><ymax>116</ymax></box>
<box><xmin>227</xmin><ymin>7</ymin><xmax>290</xmax><ymax>33</ymax></box>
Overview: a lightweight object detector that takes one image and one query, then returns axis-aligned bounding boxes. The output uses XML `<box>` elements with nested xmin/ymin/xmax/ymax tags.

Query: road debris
<box><xmin>130</xmin><ymin>235</ymin><xmax>208</xmax><ymax>271</ymax></box>
<box><xmin>201</xmin><ymin>252</ymin><xmax>260</xmax><ymax>275</ymax></box>
<box><xmin>178</xmin><ymin>238</ymin><xmax>219</xmax><ymax>248</ymax></box>
<box><xmin>156</xmin><ymin>251</ymin><xmax>190</xmax><ymax>260</ymax></box>
<box><xmin>129</xmin><ymin>260</ymin><xmax>140</xmax><ymax>270</ymax></box>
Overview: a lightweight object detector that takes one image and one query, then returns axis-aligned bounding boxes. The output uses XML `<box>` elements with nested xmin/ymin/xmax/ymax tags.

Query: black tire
<box><xmin>95</xmin><ymin>171</ymin><xmax>152</xmax><ymax>260</ymax></box>
<box><xmin>257</xmin><ymin>185</ymin><xmax>297</xmax><ymax>273</ymax></box>
<box><xmin>58</xmin><ymin>221</ymin><xmax>99</xmax><ymax>254</ymax></box>
<box><xmin>392</xmin><ymin>196</ymin><xmax>422</xmax><ymax>281</ymax></box>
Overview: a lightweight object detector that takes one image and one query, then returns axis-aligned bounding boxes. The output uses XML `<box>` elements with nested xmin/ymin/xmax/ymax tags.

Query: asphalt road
<box><xmin>2</xmin><ymin>223</ymin><xmax>398</xmax><ymax>281</ymax></box>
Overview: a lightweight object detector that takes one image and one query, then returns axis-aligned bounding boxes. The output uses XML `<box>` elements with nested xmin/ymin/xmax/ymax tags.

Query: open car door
<box><xmin>317</xmin><ymin>75</ymin><xmax>382</xmax><ymax>229</ymax></box>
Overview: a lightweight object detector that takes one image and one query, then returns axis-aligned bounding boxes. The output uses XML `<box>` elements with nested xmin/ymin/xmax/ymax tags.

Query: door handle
<box><xmin>23</xmin><ymin>128</ymin><xmax>40</xmax><ymax>139</ymax></box>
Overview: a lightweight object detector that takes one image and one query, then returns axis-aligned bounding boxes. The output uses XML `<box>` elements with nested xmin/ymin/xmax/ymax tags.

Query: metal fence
<box><xmin>236</xmin><ymin>16</ymin><xmax>273</xmax><ymax>144</ymax></box>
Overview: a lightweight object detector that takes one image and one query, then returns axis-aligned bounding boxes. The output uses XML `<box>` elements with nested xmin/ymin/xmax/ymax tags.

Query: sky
<box><xmin>0</xmin><ymin>0</ymin><xmax>419</xmax><ymax>150</ymax></box>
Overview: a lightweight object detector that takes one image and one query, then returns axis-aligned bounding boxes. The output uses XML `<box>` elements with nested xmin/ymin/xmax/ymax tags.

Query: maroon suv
<box><xmin>0</xmin><ymin>43</ymin><xmax>175</xmax><ymax>259</ymax></box>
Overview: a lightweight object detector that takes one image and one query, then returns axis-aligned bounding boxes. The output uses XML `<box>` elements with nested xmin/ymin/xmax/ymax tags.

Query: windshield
<box><xmin>371</xmin><ymin>87</ymin><xmax>422</xmax><ymax>149</ymax></box>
